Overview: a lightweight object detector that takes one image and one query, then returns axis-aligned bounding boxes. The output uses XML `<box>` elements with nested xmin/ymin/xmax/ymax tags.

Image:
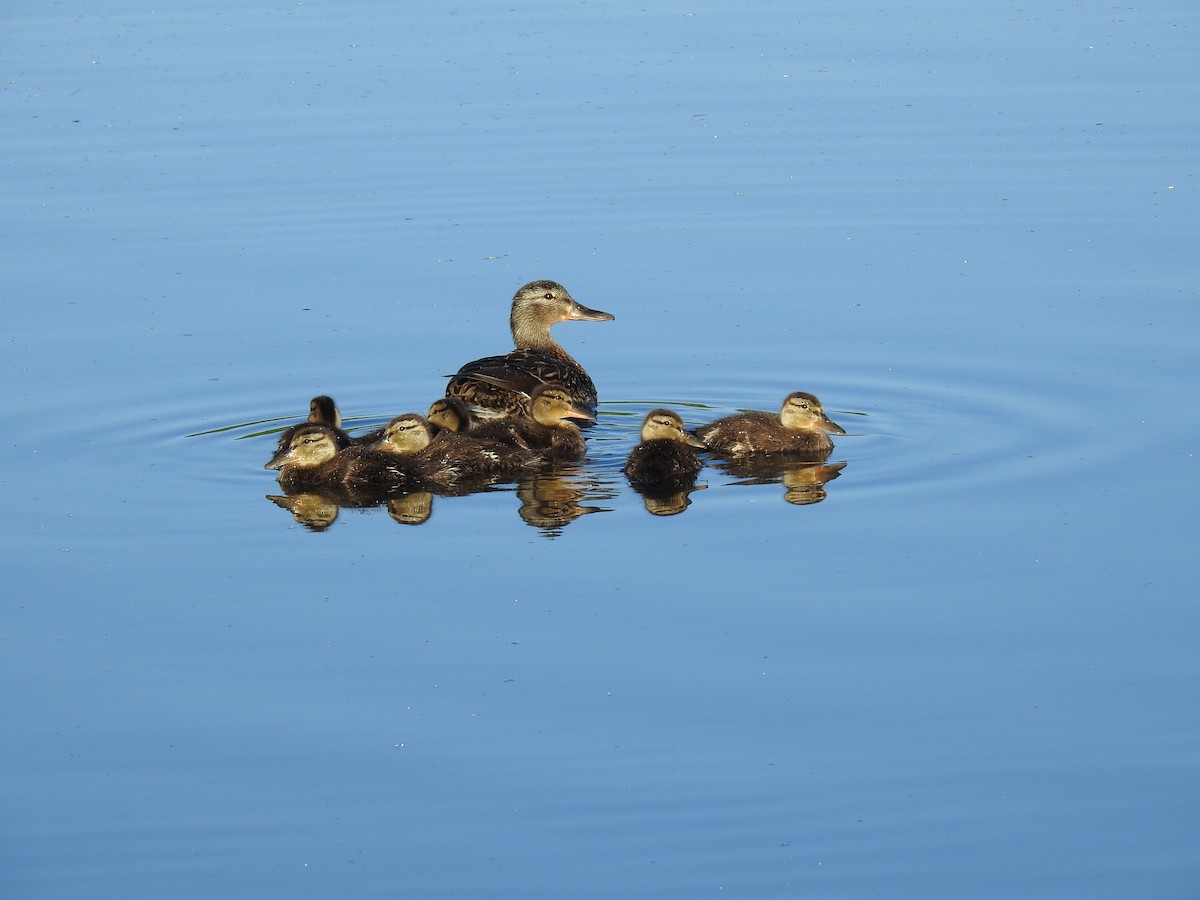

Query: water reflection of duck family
<box><xmin>261</xmin><ymin>279</ymin><xmax>850</xmax><ymax>530</ymax></box>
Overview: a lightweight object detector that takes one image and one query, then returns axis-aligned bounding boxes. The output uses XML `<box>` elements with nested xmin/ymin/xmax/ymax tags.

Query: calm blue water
<box><xmin>4</xmin><ymin>1</ymin><xmax>1198</xmax><ymax>897</ymax></box>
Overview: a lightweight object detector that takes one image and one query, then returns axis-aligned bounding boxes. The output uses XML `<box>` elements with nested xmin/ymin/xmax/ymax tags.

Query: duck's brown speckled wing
<box><xmin>446</xmin><ymin>349</ymin><xmax>598</xmax><ymax>416</ymax></box>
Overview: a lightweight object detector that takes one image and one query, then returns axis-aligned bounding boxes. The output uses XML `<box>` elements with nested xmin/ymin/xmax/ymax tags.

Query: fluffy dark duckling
<box><xmin>624</xmin><ymin>408</ymin><xmax>706</xmax><ymax>488</ymax></box>
<box><xmin>373</xmin><ymin>413</ymin><xmax>539</xmax><ymax>482</ymax></box>
<box><xmin>310</xmin><ymin>395</ymin><xmax>391</xmax><ymax>445</ymax></box>
<box><xmin>307</xmin><ymin>395</ymin><xmax>342</xmax><ymax>428</ymax></box>
<box><xmin>426</xmin><ymin>396</ymin><xmax>475</xmax><ymax>434</ymax></box>
<box><xmin>273</xmin><ymin>394</ymin><xmax>387</xmax><ymax>451</ymax></box>
<box><xmin>470</xmin><ymin>383</ymin><xmax>595</xmax><ymax>461</ymax></box>
<box><xmin>696</xmin><ymin>391</ymin><xmax>845</xmax><ymax>457</ymax></box>
<box><xmin>444</xmin><ymin>280</ymin><xmax>614</xmax><ymax>420</ymax></box>
<box><xmin>272</xmin><ymin>396</ymin><xmax>353</xmax><ymax>455</ymax></box>
<box><xmin>265</xmin><ymin>424</ymin><xmax>420</xmax><ymax>492</ymax></box>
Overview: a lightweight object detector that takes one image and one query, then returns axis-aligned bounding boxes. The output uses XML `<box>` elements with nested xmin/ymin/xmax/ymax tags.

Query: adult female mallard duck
<box><xmin>470</xmin><ymin>383</ymin><xmax>594</xmax><ymax>461</ymax></box>
<box><xmin>265</xmin><ymin>424</ymin><xmax>420</xmax><ymax>492</ymax></box>
<box><xmin>696</xmin><ymin>391</ymin><xmax>845</xmax><ymax>457</ymax></box>
<box><xmin>373</xmin><ymin>413</ymin><xmax>539</xmax><ymax>481</ymax></box>
<box><xmin>623</xmin><ymin>408</ymin><xmax>706</xmax><ymax>487</ymax></box>
<box><xmin>445</xmin><ymin>280</ymin><xmax>614</xmax><ymax>419</ymax></box>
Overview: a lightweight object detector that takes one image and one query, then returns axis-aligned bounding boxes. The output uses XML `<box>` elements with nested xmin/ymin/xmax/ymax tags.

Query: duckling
<box><xmin>307</xmin><ymin>395</ymin><xmax>342</xmax><ymax>429</ymax></box>
<box><xmin>373</xmin><ymin>413</ymin><xmax>539</xmax><ymax>482</ymax></box>
<box><xmin>272</xmin><ymin>396</ymin><xmax>352</xmax><ymax>455</ymax></box>
<box><xmin>445</xmin><ymin>280</ymin><xmax>614</xmax><ymax>419</ymax></box>
<box><xmin>312</xmin><ymin>395</ymin><xmax>388</xmax><ymax>445</ymax></box>
<box><xmin>275</xmin><ymin>395</ymin><xmax>382</xmax><ymax>451</ymax></box>
<box><xmin>265</xmin><ymin>424</ymin><xmax>420</xmax><ymax>492</ymax></box>
<box><xmin>696</xmin><ymin>391</ymin><xmax>845</xmax><ymax>457</ymax></box>
<box><xmin>471</xmin><ymin>383</ymin><xmax>595</xmax><ymax>461</ymax></box>
<box><xmin>426</xmin><ymin>396</ymin><xmax>475</xmax><ymax>434</ymax></box>
<box><xmin>623</xmin><ymin>408</ymin><xmax>706</xmax><ymax>488</ymax></box>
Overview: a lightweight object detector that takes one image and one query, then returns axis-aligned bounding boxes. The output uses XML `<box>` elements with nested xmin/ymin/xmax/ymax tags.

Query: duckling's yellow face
<box><xmin>379</xmin><ymin>415</ymin><xmax>433</xmax><ymax>454</ymax></box>
<box><xmin>641</xmin><ymin>409</ymin><xmax>705</xmax><ymax>447</ymax></box>
<box><xmin>266</xmin><ymin>426</ymin><xmax>340</xmax><ymax>469</ymax></box>
<box><xmin>427</xmin><ymin>398</ymin><xmax>469</xmax><ymax>433</ymax></box>
<box><xmin>530</xmin><ymin>387</ymin><xmax>595</xmax><ymax>426</ymax></box>
<box><xmin>779</xmin><ymin>392</ymin><xmax>846</xmax><ymax>434</ymax></box>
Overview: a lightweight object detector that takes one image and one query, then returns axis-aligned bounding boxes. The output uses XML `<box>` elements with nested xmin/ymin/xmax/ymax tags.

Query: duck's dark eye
<box><xmin>543</xmin><ymin>292</ymin><xmax>554</xmax><ymax>300</ymax></box>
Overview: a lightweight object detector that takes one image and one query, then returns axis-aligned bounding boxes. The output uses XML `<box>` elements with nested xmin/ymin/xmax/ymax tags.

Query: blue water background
<box><xmin>3</xmin><ymin>1</ymin><xmax>1198</xmax><ymax>897</ymax></box>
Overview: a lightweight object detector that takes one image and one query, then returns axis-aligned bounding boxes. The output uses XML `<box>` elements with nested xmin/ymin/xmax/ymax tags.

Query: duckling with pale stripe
<box><xmin>697</xmin><ymin>391</ymin><xmax>844</xmax><ymax>457</ymax></box>
<box><xmin>624</xmin><ymin>408</ymin><xmax>705</xmax><ymax>488</ymax></box>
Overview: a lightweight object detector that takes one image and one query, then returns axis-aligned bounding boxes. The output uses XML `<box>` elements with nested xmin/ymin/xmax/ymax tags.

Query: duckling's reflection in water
<box><xmin>265</xmin><ymin>481</ymin><xmax>482</xmax><ymax>528</ymax></box>
<box><xmin>266</xmin><ymin>492</ymin><xmax>343</xmax><ymax>531</ymax></box>
<box><xmin>635</xmin><ymin>483</ymin><xmax>707</xmax><ymax>517</ymax></box>
<box><xmin>513</xmin><ymin>465</ymin><xmax>613</xmax><ymax>536</ymax></box>
<box><xmin>782</xmin><ymin>461</ymin><xmax>846</xmax><ymax>505</ymax></box>
<box><xmin>710</xmin><ymin>455</ymin><xmax>847</xmax><ymax>505</ymax></box>
<box><xmin>387</xmin><ymin>492</ymin><xmax>434</xmax><ymax>526</ymax></box>
<box><xmin>265</xmin><ymin>472</ymin><xmax>416</xmax><ymax>528</ymax></box>
<box><xmin>264</xmin><ymin>453</ymin><xmax>616</xmax><ymax>532</ymax></box>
